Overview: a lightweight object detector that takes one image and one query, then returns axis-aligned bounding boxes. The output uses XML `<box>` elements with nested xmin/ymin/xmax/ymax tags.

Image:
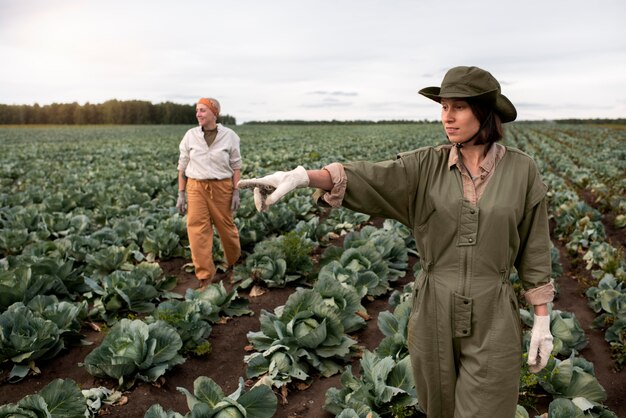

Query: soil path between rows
<box><xmin>551</xmin><ymin>244</ymin><xmax>625</xmax><ymax>417</ymax></box>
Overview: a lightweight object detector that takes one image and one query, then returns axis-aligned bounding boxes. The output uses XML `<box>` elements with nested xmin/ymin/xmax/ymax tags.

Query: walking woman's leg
<box><xmin>208</xmin><ymin>179</ymin><xmax>241</xmax><ymax>267</ymax></box>
<box><xmin>186</xmin><ymin>179</ymin><xmax>216</xmax><ymax>282</ymax></box>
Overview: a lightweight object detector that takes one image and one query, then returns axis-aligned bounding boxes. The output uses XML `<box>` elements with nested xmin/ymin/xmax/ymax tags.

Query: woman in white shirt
<box><xmin>176</xmin><ymin>97</ymin><xmax>242</xmax><ymax>289</ymax></box>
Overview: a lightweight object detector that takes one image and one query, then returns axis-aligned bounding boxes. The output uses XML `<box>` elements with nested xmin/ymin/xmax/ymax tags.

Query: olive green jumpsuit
<box><xmin>340</xmin><ymin>145</ymin><xmax>551</xmax><ymax>418</ymax></box>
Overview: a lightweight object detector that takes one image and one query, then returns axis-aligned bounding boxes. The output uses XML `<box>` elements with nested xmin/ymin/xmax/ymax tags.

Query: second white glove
<box><xmin>239</xmin><ymin>166</ymin><xmax>309</xmax><ymax>212</ymax></box>
<box><xmin>527</xmin><ymin>314</ymin><xmax>553</xmax><ymax>373</ymax></box>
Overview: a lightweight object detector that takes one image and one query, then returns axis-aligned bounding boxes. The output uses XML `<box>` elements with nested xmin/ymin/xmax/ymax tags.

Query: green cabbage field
<box><xmin>0</xmin><ymin>123</ymin><xmax>624</xmax><ymax>417</ymax></box>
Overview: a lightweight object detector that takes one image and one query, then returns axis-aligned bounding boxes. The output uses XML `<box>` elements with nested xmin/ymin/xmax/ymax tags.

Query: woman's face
<box><xmin>196</xmin><ymin>103</ymin><xmax>216</xmax><ymax>128</ymax></box>
<box><xmin>440</xmin><ymin>98</ymin><xmax>481</xmax><ymax>145</ymax></box>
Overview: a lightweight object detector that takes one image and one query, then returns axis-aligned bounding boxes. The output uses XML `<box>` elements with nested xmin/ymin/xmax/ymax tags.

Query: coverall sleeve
<box><xmin>514</xmin><ymin>161</ymin><xmax>554</xmax><ymax>302</ymax></box>
<box><xmin>341</xmin><ymin>158</ymin><xmax>414</xmax><ymax>227</ymax></box>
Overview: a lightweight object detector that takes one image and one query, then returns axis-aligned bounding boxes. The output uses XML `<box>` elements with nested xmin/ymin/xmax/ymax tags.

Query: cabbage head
<box><xmin>0</xmin><ymin>302</ymin><xmax>64</xmax><ymax>382</ymax></box>
<box><xmin>0</xmin><ymin>378</ymin><xmax>87</xmax><ymax>417</ymax></box>
<box><xmin>246</xmin><ymin>288</ymin><xmax>357</xmax><ymax>386</ymax></box>
<box><xmin>540</xmin><ymin>353</ymin><xmax>607</xmax><ymax>402</ymax></box>
<box><xmin>83</xmin><ymin>318</ymin><xmax>184</xmax><ymax>387</ymax></box>
<box><xmin>175</xmin><ymin>376</ymin><xmax>277</xmax><ymax>418</ymax></box>
<box><xmin>550</xmin><ymin>310</ymin><xmax>588</xmax><ymax>356</ymax></box>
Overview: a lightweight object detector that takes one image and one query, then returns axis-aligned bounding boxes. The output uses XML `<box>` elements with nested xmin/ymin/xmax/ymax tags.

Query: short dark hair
<box><xmin>468</xmin><ymin>99</ymin><xmax>504</xmax><ymax>145</ymax></box>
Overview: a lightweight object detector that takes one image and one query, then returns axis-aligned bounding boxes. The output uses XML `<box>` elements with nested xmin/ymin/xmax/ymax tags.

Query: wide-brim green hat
<box><xmin>419</xmin><ymin>66</ymin><xmax>517</xmax><ymax>123</ymax></box>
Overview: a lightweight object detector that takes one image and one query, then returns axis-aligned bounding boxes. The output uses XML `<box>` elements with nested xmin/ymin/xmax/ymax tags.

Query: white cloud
<box><xmin>0</xmin><ymin>0</ymin><xmax>625</xmax><ymax>121</ymax></box>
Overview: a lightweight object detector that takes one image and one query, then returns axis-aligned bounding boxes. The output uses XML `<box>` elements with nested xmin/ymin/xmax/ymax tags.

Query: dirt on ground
<box><xmin>1</xmin><ymin>225</ymin><xmax>624</xmax><ymax>418</ymax></box>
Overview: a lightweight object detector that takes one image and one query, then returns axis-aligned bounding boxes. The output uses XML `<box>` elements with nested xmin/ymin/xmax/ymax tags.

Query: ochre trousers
<box><xmin>186</xmin><ymin>178</ymin><xmax>241</xmax><ymax>281</ymax></box>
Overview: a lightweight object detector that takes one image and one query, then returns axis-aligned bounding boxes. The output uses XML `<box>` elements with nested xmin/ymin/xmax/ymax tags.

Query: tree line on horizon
<box><xmin>0</xmin><ymin>100</ymin><xmax>622</xmax><ymax>126</ymax></box>
<box><xmin>0</xmin><ymin>100</ymin><xmax>236</xmax><ymax>126</ymax></box>
<box><xmin>243</xmin><ymin>119</ymin><xmax>437</xmax><ymax>125</ymax></box>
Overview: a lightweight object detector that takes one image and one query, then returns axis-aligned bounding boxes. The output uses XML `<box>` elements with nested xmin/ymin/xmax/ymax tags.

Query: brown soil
<box><xmin>1</xmin><ymin>229</ymin><xmax>624</xmax><ymax>417</ymax></box>
<box><xmin>551</xmin><ymin>243</ymin><xmax>626</xmax><ymax>416</ymax></box>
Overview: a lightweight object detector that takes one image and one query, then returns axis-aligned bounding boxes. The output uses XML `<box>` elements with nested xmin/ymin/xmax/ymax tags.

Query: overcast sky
<box><xmin>1</xmin><ymin>0</ymin><xmax>625</xmax><ymax>123</ymax></box>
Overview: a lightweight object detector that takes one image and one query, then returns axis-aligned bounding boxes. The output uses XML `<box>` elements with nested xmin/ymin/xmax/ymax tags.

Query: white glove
<box><xmin>176</xmin><ymin>190</ymin><xmax>186</xmax><ymax>214</ymax></box>
<box><xmin>238</xmin><ymin>166</ymin><xmax>309</xmax><ymax>212</ymax></box>
<box><xmin>527</xmin><ymin>314</ymin><xmax>553</xmax><ymax>373</ymax></box>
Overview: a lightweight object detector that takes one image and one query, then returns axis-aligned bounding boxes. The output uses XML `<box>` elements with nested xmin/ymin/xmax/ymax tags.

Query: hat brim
<box><xmin>418</xmin><ymin>87</ymin><xmax>517</xmax><ymax>123</ymax></box>
<box><xmin>495</xmin><ymin>94</ymin><xmax>517</xmax><ymax>123</ymax></box>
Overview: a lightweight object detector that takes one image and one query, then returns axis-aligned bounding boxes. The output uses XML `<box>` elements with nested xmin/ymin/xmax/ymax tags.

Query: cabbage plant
<box><xmin>313</xmin><ymin>274</ymin><xmax>367</xmax><ymax>333</ymax></box>
<box><xmin>587</xmin><ymin>272</ymin><xmax>626</xmax><ymax>322</ymax></box>
<box><xmin>539</xmin><ymin>353</ymin><xmax>607</xmax><ymax>403</ymax></box>
<box><xmin>185</xmin><ymin>281</ymin><xmax>252</xmax><ymax>320</ymax></box>
<box><xmin>549</xmin><ymin>310</ymin><xmax>588</xmax><ymax>356</ymax></box>
<box><xmin>233</xmin><ymin>231</ymin><xmax>314</xmax><ymax>289</ymax></box>
<box><xmin>343</xmin><ymin>225</ymin><xmax>408</xmax><ymax>280</ymax></box>
<box><xmin>85</xmin><ymin>262</ymin><xmax>177</xmax><ymax>322</ymax></box>
<box><xmin>583</xmin><ymin>242</ymin><xmax>621</xmax><ymax>272</ymax></box>
<box><xmin>294</xmin><ymin>216</ymin><xmax>334</xmax><ymax>244</ymax></box>
<box><xmin>586</xmin><ymin>272</ymin><xmax>626</xmax><ymax>369</ymax></box>
<box><xmin>0</xmin><ymin>227</ymin><xmax>30</xmax><ymax>256</ymax></box>
<box><xmin>322</xmin><ymin>207</ymin><xmax>370</xmax><ymax>236</ymax></box>
<box><xmin>317</xmin><ymin>221</ymin><xmax>411</xmax><ymax>297</ymax></box>
<box><xmin>258</xmin><ymin>202</ymin><xmax>299</xmax><ymax>234</ymax></box>
<box><xmin>82</xmin><ymin>386</ymin><xmax>124</xmax><ymax>417</ymax></box>
<box><xmin>0</xmin><ymin>378</ymin><xmax>87</xmax><ymax>418</ymax></box>
<box><xmin>246</xmin><ymin>288</ymin><xmax>357</xmax><ymax>387</ymax></box>
<box><xmin>324</xmin><ymin>350</ymin><xmax>418</xmax><ymax>417</ymax></box>
<box><xmin>234</xmin><ymin>205</ymin><xmax>270</xmax><ymax>249</ymax></box>
<box><xmin>234</xmin><ymin>252</ymin><xmax>290</xmax><ymax>289</ymax></box>
<box><xmin>375</xmin><ymin>298</ymin><xmax>412</xmax><ymax>360</ymax></box>
<box><xmin>145</xmin><ymin>376</ymin><xmax>277</xmax><ymax>418</ymax></box>
<box><xmin>82</xmin><ymin>318</ymin><xmax>185</xmax><ymax>388</ymax></box>
<box><xmin>0</xmin><ymin>257</ymin><xmax>83</xmax><ymax>311</ymax></box>
<box><xmin>0</xmin><ymin>303</ymin><xmax>64</xmax><ymax>382</ymax></box>
<box><xmin>318</xmin><ymin>245</ymin><xmax>390</xmax><ymax>297</ymax></box>
<box><xmin>0</xmin><ymin>296</ymin><xmax>87</xmax><ymax>382</ymax></box>
<box><xmin>387</xmin><ymin>281</ymin><xmax>414</xmax><ymax>309</ymax></box>
<box><xmin>142</xmin><ymin>227</ymin><xmax>185</xmax><ymax>261</ymax></box>
<box><xmin>147</xmin><ymin>298</ymin><xmax>214</xmax><ymax>356</ymax></box>
<box><xmin>540</xmin><ymin>397</ymin><xmax>617</xmax><ymax>418</ymax></box>
<box><xmin>27</xmin><ymin>295</ymin><xmax>88</xmax><ymax>345</ymax></box>
<box><xmin>85</xmin><ymin>245</ymin><xmax>131</xmax><ymax>275</ymax></box>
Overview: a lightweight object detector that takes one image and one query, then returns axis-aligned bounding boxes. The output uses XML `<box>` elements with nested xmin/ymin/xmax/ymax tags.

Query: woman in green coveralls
<box><xmin>238</xmin><ymin>66</ymin><xmax>555</xmax><ymax>418</ymax></box>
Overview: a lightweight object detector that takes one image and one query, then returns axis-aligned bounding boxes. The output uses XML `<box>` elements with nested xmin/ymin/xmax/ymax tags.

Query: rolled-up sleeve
<box><xmin>523</xmin><ymin>281</ymin><xmax>556</xmax><ymax>305</ymax></box>
<box><xmin>314</xmin><ymin>162</ymin><xmax>347</xmax><ymax>208</ymax></box>
<box><xmin>516</xmin><ymin>193</ymin><xmax>555</xmax><ymax>304</ymax></box>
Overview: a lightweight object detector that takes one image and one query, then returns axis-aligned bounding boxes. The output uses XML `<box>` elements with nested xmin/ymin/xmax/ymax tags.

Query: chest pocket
<box><xmin>457</xmin><ymin>199</ymin><xmax>479</xmax><ymax>247</ymax></box>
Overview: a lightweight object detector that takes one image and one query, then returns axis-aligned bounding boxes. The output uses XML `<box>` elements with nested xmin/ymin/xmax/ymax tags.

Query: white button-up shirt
<box><xmin>177</xmin><ymin>124</ymin><xmax>242</xmax><ymax>180</ymax></box>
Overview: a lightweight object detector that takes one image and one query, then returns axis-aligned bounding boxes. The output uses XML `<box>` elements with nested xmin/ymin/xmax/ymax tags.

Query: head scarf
<box><xmin>197</xmin><ymin>98</ymin><xmax>220</xmax><ymax>117</ymax></box>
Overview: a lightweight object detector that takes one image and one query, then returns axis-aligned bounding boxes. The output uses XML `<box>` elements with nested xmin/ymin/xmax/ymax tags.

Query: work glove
<box><xmin>527</xmin><ymin>314</ymin><xmax>553</xmax><ymax>373</ymax></box>
<box><xmin>238</xmin><ymin>166</ymin><xmax>309</xmax><ymax>212</ymax></box>
<box><xmin>176</xmin><ymin>190</ymin><xmax>186</xmax><ymax>215</ymax></box>
<box><xmin>230</xmin><ymin>189</ymin><xmax>240</xmax><ymax>212</ymax></box>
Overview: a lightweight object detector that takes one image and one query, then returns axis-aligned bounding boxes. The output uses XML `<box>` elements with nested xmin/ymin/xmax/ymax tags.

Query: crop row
<box><xmin>507</xmin><ymin>125</ymin><xmax>626</xmax><ymax>373</ymax></box>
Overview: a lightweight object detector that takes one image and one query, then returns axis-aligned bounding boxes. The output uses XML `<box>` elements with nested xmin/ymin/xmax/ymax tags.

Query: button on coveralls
<box><xmin>340</xmin><ymin>145</ymin><xmax>551</xmax><ymax>418</ymax></box>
